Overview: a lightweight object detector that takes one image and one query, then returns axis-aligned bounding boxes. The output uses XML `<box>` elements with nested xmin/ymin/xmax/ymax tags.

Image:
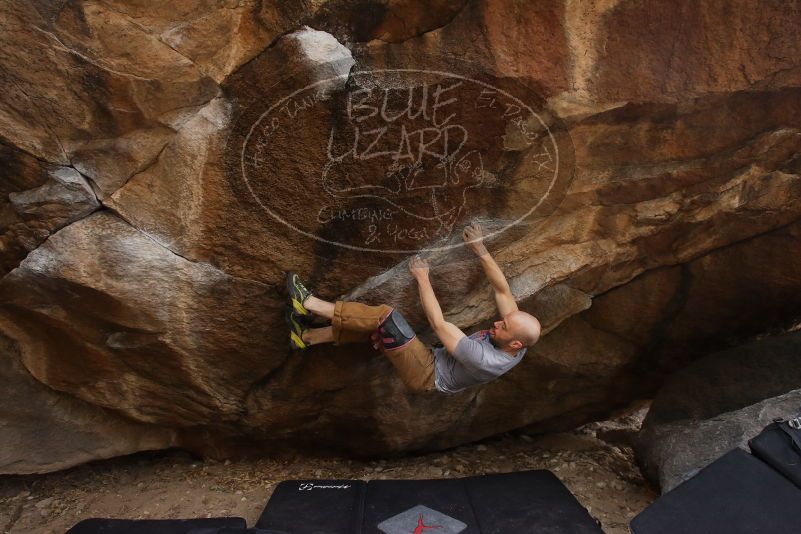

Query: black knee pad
<box><xmin>377</xmin><ymin>309</ymin><xmax>417</xmax><ymax>350</ymax></box>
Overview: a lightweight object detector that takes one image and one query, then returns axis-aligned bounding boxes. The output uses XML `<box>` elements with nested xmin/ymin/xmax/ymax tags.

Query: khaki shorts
<box><xmin>332</xmin><ymin>300</ymin><xmax>436</xmax><ymax>393</ymax></box>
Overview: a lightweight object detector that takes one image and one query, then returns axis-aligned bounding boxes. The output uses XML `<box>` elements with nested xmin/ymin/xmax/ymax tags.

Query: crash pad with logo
<box><xmin>256</xmin><ymin>479</ymin><xmax>365</xmax><ymax>533</ymax></box>
<box><xmin>256</xmin><ymin>470</ymin><xmax>602</xmax><ymax>533</ymax></box>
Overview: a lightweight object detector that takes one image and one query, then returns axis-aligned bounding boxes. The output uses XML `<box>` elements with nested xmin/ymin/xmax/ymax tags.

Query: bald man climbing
<box><xmin>285</xmin><ymin>223</ymin><xmax>541</xmax><ymax>394</ymax></box>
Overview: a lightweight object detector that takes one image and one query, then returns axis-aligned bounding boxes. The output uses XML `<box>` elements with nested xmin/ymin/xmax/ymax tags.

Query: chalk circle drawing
<box><xmin>236</xmin><ymin>60</ymin><xmax>572</xmax><ymax>255</ymax></box>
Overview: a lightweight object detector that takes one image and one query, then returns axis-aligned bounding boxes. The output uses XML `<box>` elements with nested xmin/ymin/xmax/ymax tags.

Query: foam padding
<box><xmin>256</xmin><ymin>471</ymin><xmax>601</xmax><ymax>533</ymax></box>
<box><xmin>462</xmin><ymin>470</ymin><xmax>603</xmax><ymax>533</ymax></box>
<box><xmin>630</xmin><ymin>448</ymin><xmax>801</xmax><ymax>534</ymax></box>
<box><xmin>364</xmin><ymin>478</ymin><xmax>481</xmax><ymax>533</ymax></box>
<box><xmin>256</xmin><ymin>480</ymin><xmax>365</xmax><ymax>533</ymax></box>
<box><xmin>188</xmin><ymin>529</ymin><xmax>281</xmax><ymax>534</ymax></box>
<box><xmin>66</xmin><ymin>517</ymin><xmax>247</xmax><ymax>533</ymax></box>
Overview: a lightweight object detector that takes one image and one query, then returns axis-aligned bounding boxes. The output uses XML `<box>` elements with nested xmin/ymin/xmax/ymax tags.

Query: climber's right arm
<box><xmin>410</xmin><ymin>256</ymin><xmax>466</xmax><ymax>354</ymax></box>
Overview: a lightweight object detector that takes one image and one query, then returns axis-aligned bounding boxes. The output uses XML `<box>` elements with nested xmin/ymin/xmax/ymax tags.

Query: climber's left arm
<box><xmin>463</xmin><ymin>223</ymin><xmax>519</xmax><ymax>317</ymax></box>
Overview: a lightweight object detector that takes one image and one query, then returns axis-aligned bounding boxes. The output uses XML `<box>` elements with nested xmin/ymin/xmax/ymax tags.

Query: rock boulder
<box><xmin>635</xmin><ymin>332</ymin><xmax>801</xmax><ymax>492</ymax></box>
<box><xmin>2</xmin><ymin>0</ymin><xmax>801</xmax><ymax>471</ymax></box>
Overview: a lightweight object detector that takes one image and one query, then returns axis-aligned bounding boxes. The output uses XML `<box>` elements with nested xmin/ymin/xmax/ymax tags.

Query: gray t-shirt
<box><xmin>433</xmin><ymin>329</ymin><xmax>526</xmax><ymax>394</ymax></box>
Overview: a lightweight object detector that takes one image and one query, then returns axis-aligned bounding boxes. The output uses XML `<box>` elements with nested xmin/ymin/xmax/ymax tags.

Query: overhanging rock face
<box><xmin>1</xmin><ymin>0</ymin><xmax>801</xmax><ymax>472</ymax></box>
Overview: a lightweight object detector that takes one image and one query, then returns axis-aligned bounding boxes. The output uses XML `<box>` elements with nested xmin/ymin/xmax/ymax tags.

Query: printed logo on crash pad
<box><xmin>377</xmin><ymin>504</ymin><xmax>467</xmax><ymax>534</ymax></box>
<box><xmin>297</xmin><ymin>482</ymin><xmax>352</xmax><ymax>491</ymax></box>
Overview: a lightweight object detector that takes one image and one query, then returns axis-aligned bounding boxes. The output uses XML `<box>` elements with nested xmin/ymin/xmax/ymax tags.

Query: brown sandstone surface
<box><xmin>1</xmin><ymin>0</ymin><xmax>800</xmax><ymax>472</ymax></box>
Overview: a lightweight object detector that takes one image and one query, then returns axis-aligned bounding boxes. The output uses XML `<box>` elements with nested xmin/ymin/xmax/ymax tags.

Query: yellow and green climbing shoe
<box><xmin>289</xmin><ymin>329</ymin><xmax>308</xmax><ymax>350</ymax></box>
<box><xmin>285</xmin><ymin>306</ymin><xmax>309</xmax><ymax>350</ymax></box>
<box><xmin>285</xmin><ymin>271</ymin><xmax>312</xmax><ymax>318</ymax></box>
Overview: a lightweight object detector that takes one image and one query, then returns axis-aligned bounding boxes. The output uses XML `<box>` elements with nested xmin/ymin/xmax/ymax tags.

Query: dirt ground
<box><xmin>0</xmin><ymin>418</ymin><xmax>656</xmax><ymax>534</ymax></box>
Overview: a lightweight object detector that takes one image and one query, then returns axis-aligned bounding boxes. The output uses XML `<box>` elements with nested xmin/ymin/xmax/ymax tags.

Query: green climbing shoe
<box><xmin>285</xmin><ymin>271</ymin><xmax>312</xmax><ymax>318</ymax></box>
<box><xmin>289</xmin><ymin>329</ymin><xmax>308</xmax><ymax>350</ymax></box>
<box><xmin>285</xmin><ymin>306</ymin><xmax>309</xmax><ymax>350</ymax></box>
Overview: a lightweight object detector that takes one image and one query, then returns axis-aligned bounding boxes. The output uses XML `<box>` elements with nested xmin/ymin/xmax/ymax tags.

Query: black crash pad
<box><xmin>66</xmin><ymin>517</ymin><xmax>247</xmax><ymax>533</ymax></box>
<box><xmin>256</xmin><ymin>479</ymin><xmax>365</xmax><ymax>533</ymax></box>
<box><xmin>257</xmin><ymin>470</ymin><xmax>602</xmax><ymax>533</ymax></box>
<box><xmin>630</xmin><ymin>448</ymin><xmax>801</xmax><ymax>534</ymax></box>
<box><xmin>188</xmin><ymin>529</ymin><xmax>279</xmax><ymax>534</ymax></box>
<box><xmin>463</xmin><ymin>470</ymin><xmax>603</xmax><ymax>533</ymax></box>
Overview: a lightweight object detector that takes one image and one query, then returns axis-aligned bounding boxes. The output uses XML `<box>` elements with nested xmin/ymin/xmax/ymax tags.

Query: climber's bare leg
<box><xmin>304</xmin><ymin>295</ymin><xmax>335</xmax><ymax>320</ymax></box>
<box><xmin>303</xmin><ymin>326</ymin><xmax>334</xmax><ymax>345</ymax></box>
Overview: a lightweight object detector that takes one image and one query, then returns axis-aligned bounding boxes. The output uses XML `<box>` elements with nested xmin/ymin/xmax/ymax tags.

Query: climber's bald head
<box><xmin>490</xmin><ymin>310</ymin><xmax>541</xmax><ymax>352</ymax></box>
<box><xmin>506</xmin><ymin>310</ymin><xmax>541</xmax><ymax>347</ymax></box>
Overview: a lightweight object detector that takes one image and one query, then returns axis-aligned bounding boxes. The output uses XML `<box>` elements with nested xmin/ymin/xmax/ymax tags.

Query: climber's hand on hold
<box><xmin>409</xmin><ymin>255</ymin><xmax>430</xmax><ymax>281</ymax></box>
<box><xmin>463</xmin><ymin>222</ymin><xmax>488</xmax><ymax>256</ymax></box>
